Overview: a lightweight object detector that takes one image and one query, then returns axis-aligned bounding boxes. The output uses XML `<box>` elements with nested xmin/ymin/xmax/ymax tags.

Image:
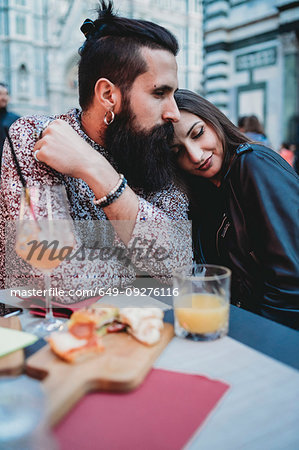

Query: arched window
<box><xmin>16</xmin><ymin>15</ymin><xmax>26</xmax><ymax>35</ymax></box>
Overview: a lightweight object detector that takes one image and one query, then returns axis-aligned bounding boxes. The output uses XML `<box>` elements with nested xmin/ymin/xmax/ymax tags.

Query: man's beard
<box><xmin>103</xmin><ymin>101</ymin><xmax>175</xmax><ymax>193</ymax></box>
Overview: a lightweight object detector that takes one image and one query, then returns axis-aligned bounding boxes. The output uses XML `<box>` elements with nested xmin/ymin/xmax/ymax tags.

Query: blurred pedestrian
<box><xmin>237</xmin><ymin>116</ymin><xmax>247</xmax><ymax>133</ymax></box>
<box><xmin>279</xmin><ymin>142</ymin><xmax>295</xmax><ymax>167</ymax></box>
<box><xmin>243</xmin><ymin>115</ymin><xmax>271</xmax><ymax>147</ymax></box>
<box><xmin>0</xmin><ymin>83</ymin><xmax>19</xmax><ymax>169</ymax></box>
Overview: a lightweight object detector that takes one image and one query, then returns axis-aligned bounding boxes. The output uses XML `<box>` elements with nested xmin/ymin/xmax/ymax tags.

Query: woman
<box><xmin>172</xmin><ymin>89</ymin><xmax>299</xmax><ymax>329</ymax></box>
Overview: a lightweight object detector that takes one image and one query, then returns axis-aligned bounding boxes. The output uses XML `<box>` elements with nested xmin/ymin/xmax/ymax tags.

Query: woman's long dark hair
<box><xmin>174</xmin><ymin>89</ymin><xmax>249</xmax><ymax>181</ymax></box>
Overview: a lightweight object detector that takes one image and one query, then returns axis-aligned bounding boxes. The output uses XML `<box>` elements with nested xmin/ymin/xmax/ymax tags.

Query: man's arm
<box><xmin>34</xmin><ymin>119</ymin><xmax>138</xmax><ymax>244</ymax></box>
<box><xmin>34</xmin><ymin>119</ymin><xmax>193</xmax><ymax>281</ymax></box>
<box><xmin>0</xmin><ymin>117</ymin><xmax>136</xmax><ymax>299</ymax></box>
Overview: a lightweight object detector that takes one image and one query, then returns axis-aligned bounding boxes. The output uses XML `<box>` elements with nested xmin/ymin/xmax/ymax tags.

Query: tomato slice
<box><xmin>106</xmin><ymin>322</ymin><xmax>126</xmax><ymax>333</ymax></box>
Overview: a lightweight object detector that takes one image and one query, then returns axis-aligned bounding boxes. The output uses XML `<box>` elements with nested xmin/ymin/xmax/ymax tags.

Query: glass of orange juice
<box><xmin>173</xmin><ymin>264</ymin><xmax>231</xmax><ymax>341</ymax></box>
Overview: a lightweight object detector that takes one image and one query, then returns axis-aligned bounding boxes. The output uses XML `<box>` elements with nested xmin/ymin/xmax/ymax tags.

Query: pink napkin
<box><xmin>18</xmin><ymin>296</ymin><xmax>101</xmax><ymax>318</ymax></box>
<box><xmin>54</xmin><ymin>368</ymin><xmax>229</xmax><ymax>450</ymax></box>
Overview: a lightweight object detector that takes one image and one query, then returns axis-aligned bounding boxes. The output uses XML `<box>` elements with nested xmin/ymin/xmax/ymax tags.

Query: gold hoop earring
<box><xmin>104</xmin><ymin>110</ymin><xmax>115</xmax><ymax>126</ymax></box>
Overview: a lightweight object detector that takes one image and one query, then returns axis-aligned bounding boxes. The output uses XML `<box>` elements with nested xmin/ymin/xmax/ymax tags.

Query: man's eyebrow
<box><xmin>186</xmin><ymin>121</ymin><xmax>201</xmax><ymax>137</ymax></box>
<box><xmin>152</xmin><ymin>84</ymin><xmax>176</xmax><ymax>93</ymax></box>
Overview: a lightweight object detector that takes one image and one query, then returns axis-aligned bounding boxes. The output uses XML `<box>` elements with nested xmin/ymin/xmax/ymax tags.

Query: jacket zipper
<box><xmin>249</xmin><ymin>250</ymin><xmax>259</xmax><ymax>264</ymax></box>
<box><xmin>216</xmin><ymin>214</ymin><xmax>227</xmax><ymax>256</ymax></box>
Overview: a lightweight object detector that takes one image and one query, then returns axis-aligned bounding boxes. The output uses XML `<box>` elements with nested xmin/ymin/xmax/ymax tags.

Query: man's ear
<box><xmin>94</xmin><ymin>78</ymin><xmax>121</xmax><ymax>111</ymax></box>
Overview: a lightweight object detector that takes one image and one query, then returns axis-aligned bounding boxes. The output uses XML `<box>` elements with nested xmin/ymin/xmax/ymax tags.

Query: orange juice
<box><xmin>175</xmin><ymin>293</ymin><xmax>229</xmax><ymax>334</ymax></box>
<box><xmin>16</xmin><ymin>242</ymin><xmax>66</xmax><ymax>271</ymax></box>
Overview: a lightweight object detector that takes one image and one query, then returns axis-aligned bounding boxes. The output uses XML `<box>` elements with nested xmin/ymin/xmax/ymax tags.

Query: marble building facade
<box><xmin>0</xmin><ymin>0</ymin><xmax>202</xmax><ymax>116</ymax></box>
<box><xmin>203</xmin><ymin>0</ymin><xmax>299</xmax><ymax>149</ymax></box>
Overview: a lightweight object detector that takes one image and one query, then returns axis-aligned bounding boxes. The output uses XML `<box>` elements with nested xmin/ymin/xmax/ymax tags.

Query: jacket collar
<box><xmin>235</xmin><ymin>142</ymin><xmax>252</xmax><ymax>155</ymax></box>
<box><xmin>222</xmin><ymin>143</ymin><xmax>253</xmax><ymax>181</ymax></box>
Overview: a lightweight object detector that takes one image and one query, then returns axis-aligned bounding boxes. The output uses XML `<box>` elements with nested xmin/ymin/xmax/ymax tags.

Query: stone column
<box><xmin>280</xmin><ymin>31</ymin><xmax>299</xmax><ymax>147</ymax></box>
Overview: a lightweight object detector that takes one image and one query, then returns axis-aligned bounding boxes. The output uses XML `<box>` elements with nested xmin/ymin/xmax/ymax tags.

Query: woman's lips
<box><xmin>197</xmin><ymin>155</ymin><xmax>212</xmax><ymax>171</ymax></box>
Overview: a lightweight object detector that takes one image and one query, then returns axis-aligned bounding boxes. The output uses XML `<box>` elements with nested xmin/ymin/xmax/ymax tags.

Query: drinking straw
<box><xmin>4</xmin><ymin>127</ymin><xmax>27</xmax><ymax>188</ymax></box>
<box><xmin>4</xmin><ymin>127</ymin><xmax>39</xmax><ymax>224</ymax></box>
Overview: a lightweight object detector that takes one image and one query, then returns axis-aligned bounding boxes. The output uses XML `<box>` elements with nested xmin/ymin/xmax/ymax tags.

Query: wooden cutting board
<box><xmin>26</xmin><ymin>323</ymin><xmax>174</xmax><ymax>426</ymax></box>
<box><xmin>0</xmin><ymin>317</ymin><xmax>24</xmax><ymax>375</ymax></box>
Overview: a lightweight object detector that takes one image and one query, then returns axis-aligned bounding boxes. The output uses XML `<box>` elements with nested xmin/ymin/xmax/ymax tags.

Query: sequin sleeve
<box><xmin>111</xmin><ymin>184</ymin><xmax>192</xmax><ymax>285</ymax></box>
<box><xmin>0</xmin><ymin>117</ymin><xmax>136</xmax><ymax>303</ymax></box>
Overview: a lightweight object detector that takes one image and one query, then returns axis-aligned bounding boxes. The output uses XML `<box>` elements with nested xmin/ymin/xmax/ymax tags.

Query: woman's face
<box><xmin>172</xmin><ymin>111</ymin><xmax>224</xmax><ymax>185</ymax></box>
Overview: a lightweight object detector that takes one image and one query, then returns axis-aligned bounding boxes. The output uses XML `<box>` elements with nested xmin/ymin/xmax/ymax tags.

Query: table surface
<box><xmin>2</xmin><ymin>290</ymin><xmax>299</xmax><ymax>449</ymax></box>
<box><xmin>165</xmin><ymin>305</ymin><xmax>299</xmax><ymax>370</ymax></box>
<box><xmin>156</xmin><ymin>336</ymin><xmax>299</xmax><ymax>449</ymax></box>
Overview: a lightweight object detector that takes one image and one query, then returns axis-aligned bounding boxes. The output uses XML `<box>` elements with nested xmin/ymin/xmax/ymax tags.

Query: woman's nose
<box><xmin>186</xmin><ymin>145</ymin><xmax>203</xmax><ymax>164</ymax></box>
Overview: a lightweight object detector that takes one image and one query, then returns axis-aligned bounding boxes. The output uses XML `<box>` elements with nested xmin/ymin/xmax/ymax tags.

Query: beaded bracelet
<box><xmin>93</xmin><ymin>174</ymin><xmax>128</xmax><ymax>207</ymax></box>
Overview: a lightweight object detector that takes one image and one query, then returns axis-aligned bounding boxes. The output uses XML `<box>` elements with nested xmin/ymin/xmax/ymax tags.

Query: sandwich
<box><xmin>68</xmin><ymin>305</ymin><xmax>119</xmax><ymax>339</ymax></box>
<box><xmin>48</xmin><ymin>305</ymin><xmax>164</xmax><ymax>363</ymax></box>
<box><xmin>119</xmin><ymin>308</ymin><xmax>164</xmax><ymax>346</ymax></box>
<box><xmin>48</xmin><ymin>305</ymin><xmax>120</xmax><ymax>363</ymax></box>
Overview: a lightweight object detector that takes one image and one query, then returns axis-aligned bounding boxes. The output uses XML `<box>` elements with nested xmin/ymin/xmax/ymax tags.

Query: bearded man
<box><xmin>0</xmin><ymin>1</ymin><xmax>191</xmax><ymax>302</ymax></box>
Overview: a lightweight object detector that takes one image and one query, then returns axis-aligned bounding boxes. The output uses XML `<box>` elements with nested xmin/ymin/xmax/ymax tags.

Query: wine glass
<box><xmin>15</xmin><ymin>185</ymin><xmax>75</xmax><ymax>337</ymax></box>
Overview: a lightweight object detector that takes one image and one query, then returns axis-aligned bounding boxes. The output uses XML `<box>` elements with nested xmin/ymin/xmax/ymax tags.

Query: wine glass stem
<box><xmin>44</xmin><ymin>272</ymin><xmax>54</xmax><ymax>321</ymax></box>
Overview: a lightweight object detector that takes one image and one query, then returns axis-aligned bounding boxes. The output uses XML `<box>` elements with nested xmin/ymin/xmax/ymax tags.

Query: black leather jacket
<box><xmin>191</xmin><ymin>143</ymin><xmax>299</xmax><ymax>329</ymax></box>
<box><xmin>0</xmin><ymin>108</ymin><xmax>19</xmax><ymax>173</ymax></box>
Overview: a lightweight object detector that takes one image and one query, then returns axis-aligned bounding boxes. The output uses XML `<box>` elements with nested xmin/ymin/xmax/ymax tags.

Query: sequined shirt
<box><xmin>0</xmin><ymin>109</ymin><xmax>192</xmax><ymax>303</ymax></box>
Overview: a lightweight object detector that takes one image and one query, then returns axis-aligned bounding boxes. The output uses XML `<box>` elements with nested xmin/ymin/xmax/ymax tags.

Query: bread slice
<box><xmin>119</xmin><ymin>308</ymin><xmax>163</xmax><ymax>330</ymax></box>
<box><xmin>127</xmin><ymin>318</ymin><xmax>163</xmax><ymax>346</ymax></box>
<box><xmin>120</xmin><ymin>308</ymin><xmax>164</xmax><ymax>346</ymax></box>
<box><xmin>48</xmin><ymin>331</ymin><xmax>104</xmax><ymax>363</ymax></box>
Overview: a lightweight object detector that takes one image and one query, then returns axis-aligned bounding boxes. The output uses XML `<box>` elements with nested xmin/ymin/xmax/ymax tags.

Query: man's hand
<box><xmin>33</xmin><ymin>119</ymin><xmax>111</xmax><ymax>179</ymax></box>
<box><xmin>33</xmin><ymin>119</ymin><xmax>138</xmax><ymax>244</ymax></box>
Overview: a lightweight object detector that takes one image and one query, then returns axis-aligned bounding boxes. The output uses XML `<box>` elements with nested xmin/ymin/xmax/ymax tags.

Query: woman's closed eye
<box><xmin>192</xmin><ymin>126</ymin><xmax>204</xmax><ymax>139</ymax></box>
<box><xmin>171</xmin><ymin>126</ymin><xmax>204</xmax><ymax>154</ymax></box>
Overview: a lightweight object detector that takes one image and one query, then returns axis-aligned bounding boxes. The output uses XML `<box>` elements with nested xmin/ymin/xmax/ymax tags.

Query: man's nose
<box><xmin>162</xmin><ymin>99</ymin><xmax>180</xmax><ymax>123</ymax></box>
